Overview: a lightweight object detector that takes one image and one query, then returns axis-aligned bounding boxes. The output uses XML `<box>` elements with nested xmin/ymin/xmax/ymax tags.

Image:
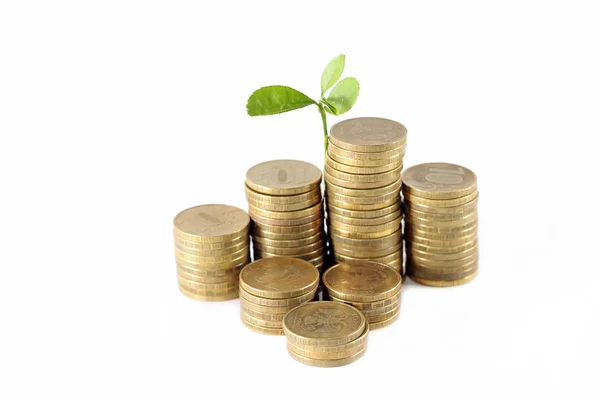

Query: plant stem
<box><xmin>317</xmin><ymin>103</ymin><xmax>329</xmax><ymax>154</ymax></box>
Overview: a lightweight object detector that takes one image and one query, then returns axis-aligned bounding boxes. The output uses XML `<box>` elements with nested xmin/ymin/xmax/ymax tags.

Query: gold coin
<box><xmin>328</xmin><ymin>209</ymin><xmax>401</xmax><ymax>227</ymax></box>
<box><xmin>240</xmin><ymin>317</ymin><xmax>285</xmax><ymax>335</ymax></box>
<box><xmin>329</xmin><ymin>291</ymin><xmax>401</xmax><ymax>311</ymax></box>
<box><xmin>175</xmin><ymin>245</ymin><xmax>249</xmax><ymax>264</ymax></box>
<box><xmin>323</xmin><ymin>261</ymin><xmax>402</xmax><ymax>302</ymax></box>
<box><xmin>329</xmin><ymin>117</ymin><xmax>407</xmax><ymax>152</ymax></box>
<box><xmin>240</xmin><ymin>310</ymin><xmax>282</xmax><ymax>328</ymax></box>
<box><xmin>177</xmin><ymin>267</ymin><xmax>240</xmax><ymax>284</ymax></box>
<box><xmin>306</xmin><ymin>256</ymin><xmax>326</xmax><ymax>268</ymax></box>
<box><xmin>325</xmin><ymin>169</ymin><xmax>401</xmax><ymax>189</ymax></box>
<box><xmin>354</xmin><ymin>299</ymin><xmax>401</xmax><ymax>318</ymax></box>
<box><xmin>333</xmin><ymin>252</ymin><xmax>401</xmax><ymax>266</ymax></box>
<box><xmin>246</xmin><ymin>160</ymin><xmax>322</xmax><ymax>195</ymax></box>
<box><xmin>173</xmin><ymin>204</ymin><xmax>250</xmax><ymax>243</ymax></box>
<box><xmin>408</xmin><ymin>251</ymin><xmax>478</xmax><ymax>268</ymax></box>
<box><xmin>329</xmin><ymin>140</ymin><xmax>405</xmax><ymax>159</ymax></box>
<box><xmin>326</xmin><ymin>202</ymin><xmax>399</xmax><ymax>218</ymax></box>
<box><xmin>406</xmin><ymin>231</ymin><xmax>478</xmax><ymax>248</ymax></box>
<box><xmin>173</xmin><ymin>234</ymin><xmax>248</xmax><ymax>251</ymax></box>
<box><xmin>328</xmin><ymin>224</ymin><xmax>398</xmax><ymax>239</ymax></box>
<box><xmin>245</xmin><ymin>186</ymin><xmax>321</xmax><ymax>205</ymax></box>
<box><xmin>288</xmin><ymin>323</ymin><xmax>369</xmax><ymax>354</ymax></box>
<box><xmin>239</xmin><ymin>257</ymin><xmax>319</xmax><ymax>299</ymax></box>
<box><xmin>175</xmin><ymin>260</ymin><xmax>247</xmax><ymax>277</ymax></box>
<box><xmin>404</xmin><ymin>205</ymin><xmax>478</xmax><ymax>222</ymax></box>
<box><xmin>252</xmin><ymin>231</ymin><xmax>324</xmax><ymax>248</ymax></box>
<box><xmin>368</xmin><ymin>310</ymin><xmax>400</xmax><ymax>330</ymax></box>
<box><xmin>403</xmin><ymin>196</ymin><xmax>478</xmax><ymax>214</ymax></box>
<box><xmin>409</xmin><ymin>270</ymin><xmax>478</xmax><ymax>287</ymax></box>
<box><xmin>254</xmin><ymin>246</ymin><xmax>325</xmax><ymax>261</ymax></box>
<box><xmin>402</xmin><ymin>163</ymin><xmax>477</xmax><ymax>200</ymax></box>
<box><xmin>329</xmin><ymin>217</ymin><xmax>401</xmax><ymax>234</ymax></box>
<box><xmin>286</xmin><ymin>339</ymin><xmax>365</xmax><ymax>360</ymax></box>
<box><xmin>287</xmin><ymin>345</ymin><xmax>366</xmax><ymax>367</ymax></box>
<box><xmin>329</xmin><ymin>229</ymin><xmax>402</xmax><ymax>248</ymax></box>
<box><xmin>326</xmin><ymin>178</ymin><xmax>402</xmax><ymax>197</ymax></box>
<box><xmin>332</xmin><ymin>242</ymin><xmax>402</xmax><ymax>258</ymax></box>
<box><xmin>328</xmin><ymin>148</ymin><xmax>404</xmax><ymax>167</ymax></box>
<box><xmin>178</xmin><ymin>275</ymin><xmax>239</xmax><ymax>291</ymax></box>
<box><xmin>175</xmin><ymin>251</ymin><xmax>250</xmax><ymax>271</ymax></box>
<box><xmin>366</xmin><ymin>304</ymin><xmax>400</xmax><ymax>323</ymax></box>
<box><xmin>405</xmin><ymin>238</ymin><xmax>478</xmax><ymax>254</ymax></box>
<box><xmin>326</xmin><ymin>188</ymin><xmax>399</xmax><ymax>206</ymax></box>
<box><xmin>247</xmin><ymin>195</ymin><xmax>321</xmax><ymax>212</ymax></box>
<box><xmin>405</xmin><ymin>224</ymin><xmax>477</xmax><ymax>240</ymax></box>
<box><xmin>239</xmin><ymin>297</ymin><xmax>295</xmax><ymax>314</ymax></box>
<box><xmin>241</xmin><ymin>306</ymin><xmax>287</xmax><ymax>322</ymax></box>
<box><xmin>253</xmin><ymin>239</ymin><xmax>325</xmax><ymax>256</ymax></box>
<box><xmin>283</xmin><ymin>301</ymin><xmax>366</xmax><ymax>347</ymax></box>
<box><xmin>326</xmin><ymin>195</ymin><xmax>398</xmax><ymax>211</ymax></box>
<box><xmin>405</xmin><ymin>216</ymin><xmax>478</xmax><ymax>234</ymax></box>
<box><xmin>251</xmin><ymin>218</ymin><xmax>322</xmax><ymax>236</ymax></box>
<box><xmin>403</xmin><ymin>189</ymin><xmax>479</xmax><ymax>208</ymax></box>
<box><xmin>406</xmin><ymin>245</ymin><xmax>478</xmax><ymax>261</ymax></box>
<box><xmin>249</xmin><ymin>210</ymin><xmax>323</xmax><ymax>227</ymax></box>
<box><xmin>178</xmin><ymin>284</ymin><xmax>238</xmax><ymax>300</ymax></box>
<box><xmin>408</xmin><ymin>263</ymin><xmax>478</xmax><ymax>281</ymax></box>
<box><xmin>174</xmin><ymin>240</ymin><xmax>248</xmax><ymax>257</ymax></box>
<box><xmin>239</xmin><ymin>286</ymin><xmax>318</xmax><ymax>307</ymax></box>
<box><xmin>326</xmin><ymin>155</ymin><xmax>402</xmax><ymax>174</ymax></box>
<box><xmin>325</xmin><ymin>163</ymin><xmax>403</xmax><ymax>184</ymax></box>
<box><xmin>248</xmin><ymin>201</ymin><xmax>323</xmax><ymax>220</ymax></box>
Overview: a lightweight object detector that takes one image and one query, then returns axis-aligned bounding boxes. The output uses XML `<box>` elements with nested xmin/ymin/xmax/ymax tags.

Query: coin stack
<box><xmin>245</xmin><ymin>160</ymin><xmax>326</xmax><ymax>272</ymax></box>
<box><xmin>323</xmin><ymin>261</ymin><xmax>402</xmax><ymax>330</ymax></box>
<box><xmin>325</xmin><ymin>117</ymin><xmax>407</xmax><ymax>273</ymax></box>
<box><xmin>239</xmin><ymin>257</ymin><xmax>319</xmax><ymax>335</ymax></box>
<box><xmin>173</xmin><ymin>204</ymin><xmax>251</xmax><ymax>301</ymax></box>
<box><xmin>402</xmin><ymin>162</ymin><xmax>479</xmax><ymax>287</ymax></box>
<box><xmin>283</xmin><ymin>302</ymin><xmax>368</xmax><ymax>367</ymax></box>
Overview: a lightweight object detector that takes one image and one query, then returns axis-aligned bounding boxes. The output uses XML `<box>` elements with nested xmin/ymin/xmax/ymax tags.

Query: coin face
<box><xmin>283</xmin><ymin>301</ymin><xmax>365</xmax><ymax>346</ymax></box>
<box><xmin>240</xmin><ymin>257</ymin><xmax>319</xmax><ymax>299</ymax></box>
<box><xmin>246</xmin><ymin>160</ymin><xmax>322</xmax><ymax>195</ymax></box>
<box><xmin>402</xmin><ymin>163</ymin><xmax>477</xmax><ymax>199</ymax></box>
<box><xmin>329</xmin><ymin>118</ymin><xmax>407</xmax><ymax>152</ymax></box>
<box><xmin>173</xmin><ymin>204</ymin><xmax>249</xmax><ymax>239</ymax></box>
<box><xmin>323</xmin><ymin>261</ymin><xmax>402</xmax><ymax>302</ymax></box>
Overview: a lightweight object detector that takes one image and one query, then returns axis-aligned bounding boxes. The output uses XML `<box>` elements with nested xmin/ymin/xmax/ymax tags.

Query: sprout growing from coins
<box><xmin>246</xmin><ymin>54</ymin><xmax>360</xmax><ymax>153</ymax></box>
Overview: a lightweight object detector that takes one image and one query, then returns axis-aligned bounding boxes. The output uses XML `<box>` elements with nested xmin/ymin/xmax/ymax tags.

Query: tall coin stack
<box><xmin>325</xmin><ymin>117</ymin><xmax>407</xmax><ymax>273</ymax></box>
<box><xmin>283</xmin><ymin>302</ymin><xmax>369</xmax><ymax>367</ymax></box>
<box><xmin>173</xmin><ymin>204</ymin><xmax>251</xmax><ymax>301</ymax></box>
<box><xmin>323</xmin><ymin>261</ymin><xmax>402</xmax><ymax>330</ymax></box>
<box><xmin>239</xmin><ymin>257</ymin><xmax>319</xmax><ymax>335</ymax></box>
<box><xmin>401</xmin><ymin>163</ymin><xmax>479</xmax><ymax>286</ymax></box>
<box><xmin>245</xmin><ymin>160</ymin><xmax>326</xmax><ymax>272</ymax></box>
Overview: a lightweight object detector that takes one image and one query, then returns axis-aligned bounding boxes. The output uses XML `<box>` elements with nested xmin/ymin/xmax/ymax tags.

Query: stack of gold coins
<box><xmin>402</xmin><ymin>162</ymin><xmax>479</xmax><ymax>287</ymax></box>
<box><xmin>283</xmin><ymin>301</ymin><xmax>368</xmax><ymax>367</ymax></box>
<box><xmin>325</xmin><ymin>117</ymin><xmax>407</xmax><ymax>273</ymax></box>
<box><xmin>323</xmin><ymin>261</ymin><xmax>402</xmax><ymax>330</ymax></box>
<box><xmin>239</xmin><ymin>257</ymin><xmax>319</xmax><ymax>335</ymax></box>
<box><xmin>173</xmin><ymin>204</ymin><xmax>250</xmax><ymax>301</ymax></box>
<box><xmin>245</xmin><ymin>160</ymin><xmax>326</xmax><ymax>272</ymax></box>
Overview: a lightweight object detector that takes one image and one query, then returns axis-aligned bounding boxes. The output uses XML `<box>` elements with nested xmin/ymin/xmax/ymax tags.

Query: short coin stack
<box><xmin>245</xmin><ymin>160</ymin><xmax>326</xmax><ymax>272</ymax></box>
<box><xmin>323</xmin><ymin>261</ymin><xmax>402</xmax><ymax>329</ymax></box>
<box><xmin>325</xmin><ymin>117</ymin><xmax>407</xmax><ymax>273</ymax></box>
<box><xmin>239</xmin><ymin>257</ymin><xmax>319</xmax><ymax>335</ymax></box>
<box><xmin>402</xmin><ymin>162</ymin><xmax>479</xmax><ymax>286</ymax></box>
<box><xmin>283</xmin><ymin>302</ymin><xmax>368</xmax><ymax>367</ymax></box>
<box><xmin>173</xmin><ymin>204</ymin><xmax>250</xmax><ymax>301</ymax></box>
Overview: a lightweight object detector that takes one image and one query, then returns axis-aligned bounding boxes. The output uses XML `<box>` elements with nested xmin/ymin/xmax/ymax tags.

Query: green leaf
<box><xmin>325</xmin><ymin>77</ymin><xmax>360</xmax><ymax>115</ymax></box>
<box><xmin>320</xmin><ymin>54</ymin><xmax>345</xmax><ymax>96</ymax></box>
<box><xmin>321</xmin><ymin>98</ymin><xmax>338</xmax><ymax>116</ymax></box>
<box><xmin>246</xmin><ymin>86</ymin><xmax>316</xmax><ymax>116</ymax></box>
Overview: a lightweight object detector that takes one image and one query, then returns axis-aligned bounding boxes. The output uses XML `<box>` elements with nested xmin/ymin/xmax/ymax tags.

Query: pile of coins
<box><xmin>245</xmin><ymin>160</ymin><xmax>326</xmax><ymax>272</ymax></box>
<box><xmin>324</xmin><ymin>117</ymin><xmax>407</xmax><ymax>273</ymax></box>
<box><xmin>283</xmin><ymin>302</ymin><xmax>369</xmax><ymax>367</ymax></box>
<box><xmin>173</xmin><ymin>204</ymin><xmax>250</xmax><ymax>301</ymax></box>
<box><xmin>402</xmin><ymin>162</ymin><xmax>479</xmax><ymax>286</ymax></box>
<box><xmin>239</xmin><ymin>257</ymin><xmax>319</xmax><ymax>335</ymax></box>
<box><xmin>323</xmin><ymin>261</ymin><xmax>402</xmax><ymax>329</ymax></box>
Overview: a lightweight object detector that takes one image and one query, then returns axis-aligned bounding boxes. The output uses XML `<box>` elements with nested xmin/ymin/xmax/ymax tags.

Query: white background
<box><xmin>1</xmin><ymin>1</ymin><xmax>599</xmax><ymax>399</ymax></box>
